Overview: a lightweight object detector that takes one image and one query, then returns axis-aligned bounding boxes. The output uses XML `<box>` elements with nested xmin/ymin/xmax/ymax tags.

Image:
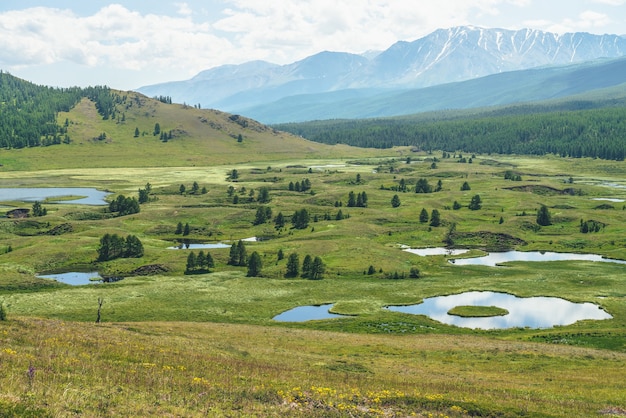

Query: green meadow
<box><xmin>1</xmin><ymin>94</ymin><xmax>626</xmax><ymax>417</ymax></box>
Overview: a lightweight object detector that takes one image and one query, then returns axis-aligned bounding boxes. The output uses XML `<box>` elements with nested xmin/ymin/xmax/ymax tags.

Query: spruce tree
<box><xmin>468</xmin><ymin>195</ymin><xmax>482</xmax><ymax>210</ymax></box>
<box><xmin>309</xmin><ymin>257</ymin><xmax>325</xmax><ymax>280</ymax></box>
<box><xmin>237</xmin><ymin>240</ymin><xmax>247</xmax><ymax>266</ymax></box>
<box><xmin>247</xmin><ymin>251</ymin><xmax>262</xmax><ymax>277</ymax></box>
<box><xmin>536</xmin><ymin>205</ymin><xmax>552</xmax><ymax>226</ymax></box>
<box><xmin>285</xmin><ymin>253</ymin><xmax>300</xmax><ymax>278</ymax></box>
<box><xmin>429</xmin><ymin>209</ymin><xmax>441</xmax><ymax>227</ymax></box>
<box><xmin>301</xmin><ymin>254</ymin><xmax>313</xmax><ymax>278</ymax></box>
<box><xmin>186</xmin><ymin>252</ymin><xmax>197</xmax><ymax>273</ymax></box>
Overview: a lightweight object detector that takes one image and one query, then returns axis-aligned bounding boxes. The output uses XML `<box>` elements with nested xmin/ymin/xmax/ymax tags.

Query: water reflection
<box><xmin>168</xmin><ymin>241</ymin><xmax>230</xmax><ymax>249</ymax></box>
<box><xmin>273</xmin><ymin>303</ymin><xmax>347</xmax><ymax>322</ymax></box>
<box><xmin>37</xmin><ymin>271</ymin><xmax>103</xmax><ymax>286</ymax></box>
<box><xmin>404</xmin><ymin>247</ymin><xmax>469</xmax><ymax>256</ymax></box>
<box><xmin>386</xmin><ymin>291</ymin><xmax>612</xmax><ymax>329</ymax></box>
<box><xmin>0</xmin><ymin>188</ymin><xmax>110</xmax><ymax>205</ymax></box>
<box><xmin>450</xmin><ymin>251</ymin><xmax>626</xmax><ymax>267</ymax></box>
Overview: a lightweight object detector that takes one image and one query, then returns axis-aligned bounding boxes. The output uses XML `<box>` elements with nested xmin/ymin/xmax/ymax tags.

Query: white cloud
<box><xmin>592</xmin><ymin>0</ymin><xmax>626</xmax><ymax>5</ymax></box>
<box><xmin>0</xmin><ymin>4</ymin><xmax>233</xmax><ymax>76</ymax></box>
<box><xmin>213</xmin><ymin>0</ymin><xmax>505</xmax><ymax>62</ymax></box>
<box><xmin>0</xmin><ymin>0</ymin><xmax>624</xmax><ymax>89</ymax></box>
<box><xmin>176</xmin><ymin>2</ymin><xmax>193</xmax><ymax>16</ymax></box>
<box><xmin>528</xmin><ymin>10</ymin><xmax>614</xmax><ymax>34</ymax></box>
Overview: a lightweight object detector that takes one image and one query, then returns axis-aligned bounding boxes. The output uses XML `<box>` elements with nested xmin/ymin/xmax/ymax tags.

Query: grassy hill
<box><xmin>0</xmin><ymin>88</ymin><xmax>374</xmax><ymax>171</ymax></box>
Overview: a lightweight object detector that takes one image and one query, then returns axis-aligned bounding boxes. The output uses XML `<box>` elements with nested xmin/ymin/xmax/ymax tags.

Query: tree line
<box><xmin>0</xmin><ymin>72</ymin><xmax>122</xmax><ymax>149</ymax></box>
<box><xmin>275</xmin><ymin>107</ymin><xmax>626</xmax><ymax>161</ymax></box>
<box><xmin>97</xmin><ymin>234</ymin><xmax>144</xmax><ymax>261</ymax></box>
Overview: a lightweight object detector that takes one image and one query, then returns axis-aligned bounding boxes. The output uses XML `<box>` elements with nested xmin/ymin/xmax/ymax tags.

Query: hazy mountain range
<box><xmin>137</xmin><ymin>26</ymin><xmax>626</xmax><ymax>123</ymax></box>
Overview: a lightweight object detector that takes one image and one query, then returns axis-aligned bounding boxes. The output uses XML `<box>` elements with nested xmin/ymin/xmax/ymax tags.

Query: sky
<box><xmin>0</xmin><ymin>0</ymin><xmax>625</xmax><ymax>90</ymax></box>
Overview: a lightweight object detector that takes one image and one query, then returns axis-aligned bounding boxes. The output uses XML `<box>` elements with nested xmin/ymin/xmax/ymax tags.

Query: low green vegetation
<box><xmin>448</xmin><ymin>305</ymin><xmax>509</xmax><ymax>317</ymax></box>
<box><xmin>1</xmin><ymin>91</ymin><xmax>626</xmax><ymax>416</ymax></box>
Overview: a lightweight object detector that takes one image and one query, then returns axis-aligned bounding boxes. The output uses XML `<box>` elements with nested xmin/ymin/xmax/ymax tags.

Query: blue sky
<box><xmin>1</xmin><ymin>1</ymin><xmax>625</xmax><ymax>90</ymax></box>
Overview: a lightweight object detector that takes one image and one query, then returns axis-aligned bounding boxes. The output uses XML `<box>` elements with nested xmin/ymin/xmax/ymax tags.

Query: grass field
<box><xmin>1</xmin><ymin>95</ymin><xmax>626</xmax><ymax>416</ymax></box>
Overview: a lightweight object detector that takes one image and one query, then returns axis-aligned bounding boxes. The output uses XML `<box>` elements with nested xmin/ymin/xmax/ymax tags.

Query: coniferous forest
<box><xmin>0</xmin><ymin>72</ymin><xmax>115</xmax><ymax>149</ymax></box>
<box><xmin>276</xmin><ymin>104</ymin><xmax>626</xmax><ymax>161</ymax></box>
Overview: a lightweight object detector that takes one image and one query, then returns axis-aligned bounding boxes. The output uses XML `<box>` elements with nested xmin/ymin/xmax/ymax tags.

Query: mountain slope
<box><xmin>357</xmin><ymin>26</ymin><xmax>626</xmax><ymax>88</ymax></box>
<box><xmin>0</xmin><ymin>74</ymin><xmax>365</xmax><ymax>171</ymax></box>
<box><xmin>137</xmin><ymin>26</ymin><xmax>626</xmax><ymax>117</ymax></box>
<box><xmin>240</xmin><ymin>56</ymin><xmax>626</xmax><ymax>123</ymax></box>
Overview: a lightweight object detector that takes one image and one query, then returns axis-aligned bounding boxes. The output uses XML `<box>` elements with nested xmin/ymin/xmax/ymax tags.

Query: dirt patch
<box><xmin>600</xmin><ymin>406</ymin><xmax>626</xmax><ymax>416</ymax></box>
<box><xmin>46</xmin><ymin>223</ymin><xmax>73</xmax><ymax>235</ymax></box>
<box><xmin>504</xmin><ymin>185</ymin><xmax>582</xmax><ymax>196</ymax></box>
<box><xmin>448</xmin><ymin>231</ymin><xmax>527</xmax><ymax>251</ymax></box>
<box><xmin>129</xmin><ymin>264</ymin><xmax>170</xmax><ymax>276</ymax></box>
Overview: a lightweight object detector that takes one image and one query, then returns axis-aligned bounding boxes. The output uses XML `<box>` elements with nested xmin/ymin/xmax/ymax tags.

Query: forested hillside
<box><xmin>0</xmin><ymin>72</ymin><xmax>116</xmax><ymax>148</ymax></box>
<box><xmin>276</xmin><ymin>103</ymin><xmax>626</xmax><ymax>161</ymax></box>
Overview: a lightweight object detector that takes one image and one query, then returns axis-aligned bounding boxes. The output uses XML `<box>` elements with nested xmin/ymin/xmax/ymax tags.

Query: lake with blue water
<box><xmin>37</xmin><ymin>271</ymin><xmax>103</xmax><ymax>286</ymax></box>
<box><xmin>386</xmin><ymin>291</ymin><xmax>612</xmax><ymax>329</ymax></box>
<box><xmin>0</xmin><ymin>188</ymin><xmax>110</xmax><ymax>205</ymax></box>
<box><xmin>273</xmin><ymin>304</ymin><xmax>347</xmax><ymax>322</ymax></box>
<box><xmin>448</xmin><ymin>250</ymin><xmax>626</xmax><ymax>267</ymax></box>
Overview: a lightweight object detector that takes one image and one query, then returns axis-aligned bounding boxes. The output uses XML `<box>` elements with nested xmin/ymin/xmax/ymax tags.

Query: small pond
<box><xmin>168</xmin><ymin>241</ymin><xmax>230</xmax><ymax>250</ymax></box>
<box><xmin>37</xmin><ymin>271</ymin><xmax>104</xmax><ymax>286</ymax></box>
<box><xmin>592</xmin><ymin>198</ymin><xmax>624</xmax><ymax>203</ymax></box>
<box><xmin>386</xmin><ymin>291</ymin><xmax>612</xmax><ymax>329</ymax></box>
<box><xmin>273</xmin><ymin>303</ymin><xmax>348</xmax><ymax>322</ymax></box>
<box><xmin>449</xmin><ymin>251</ymin><xmax>626</xmax><ymax>267</ymax></box>
<box><xmin>403</xmin><ymin>247</ymin><xmax>469</xmax><ymax>256</ymax></box>
<box><xmin>0</xmin><ymin>188</ymin><xmax>110</xmax><ymax>205</ymax></box>
<box><xmin>601</xmin><ymin>182</ymin><xmax>626</xmax><ymax>190</ymax></box>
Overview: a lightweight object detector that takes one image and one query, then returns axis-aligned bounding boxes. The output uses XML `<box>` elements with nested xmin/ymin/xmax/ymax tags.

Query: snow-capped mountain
<box><xmin>137</xmin><ymin>26</ymin><xmax>626</xmax><ymax>117</ymax></box>
<box><xmin>356</xmin><ymin>26</ymin><xmax>626</xmax><ymax>88</ymax></box>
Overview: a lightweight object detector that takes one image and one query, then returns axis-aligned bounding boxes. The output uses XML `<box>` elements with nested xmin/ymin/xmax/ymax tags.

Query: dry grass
<box><xmin>1</xmin><ymin>317</ymin><xmax>625</xmax><ymax>417</ymax></box>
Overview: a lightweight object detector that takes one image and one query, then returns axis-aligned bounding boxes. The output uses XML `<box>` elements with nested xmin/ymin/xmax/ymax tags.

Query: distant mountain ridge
<box><xmin>241</xmin><ymin>56</ymin><xmax>626</xmax><ymax>123</ymax></box>
<box><xmin>137</xmin><ymin>26</ymin><xmax>626</xmax><ymax>121</ymax></box>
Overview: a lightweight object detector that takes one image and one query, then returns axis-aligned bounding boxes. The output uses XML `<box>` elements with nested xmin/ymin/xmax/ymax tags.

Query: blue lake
<box><xmin>0</xmin><ymin>188</ymin><xmax>110</xmax><ymax>205</ymax></box>
<box><xmin>37</xmin><ymin>271</ymin><xmax>103</xmax><ymax>286</ymax></box>
<box><xmin>168</xmin><ymin>242</ymin><xmax>231</xmax><ymax>249</ymax></box>
<box><xmin>273</xmin><ymin>304</ymin><xmax>347</xmax><ymax>322</ymax></box>
<box><xmin>403</xmin><ymin>247</ymin><xmax>469</xmax><ymax>256</ymax></box>
<box><xmin>386</xmin><ymin>291</ymin><xmax>612</xmax><ymax>329</ymax></box>
<box><xmin>448</xmin><ymin>250</ymin><xmax>626</xmax><ymax>267</ymax></box>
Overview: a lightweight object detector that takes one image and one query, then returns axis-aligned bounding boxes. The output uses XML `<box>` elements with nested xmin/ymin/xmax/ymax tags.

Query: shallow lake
<box><xmin>592</xmin><ymin>198</ymin><xmax>625</xmax><ymax>203</ymax></box>
<box><xmin>386</xmin><ymin>291</ymin><xmax>612</xmax><ymax>329</ymax></box>
<box><xmin>37</xmin><ymin>271</ymin><xmax>103</xmax><ymax>286</ymax></box>
<box><xmin>168</xmin><ymin>242</ymin><xmax>231</xmax><ymax>249</ymax></box>
<box><xmin>449</xmin><ymin>250</ymin><xmax>626</xmax><ymax>267</ymax></box>
<box><xmin>0</xmin><ymin>188</ymin><xmax>110</xmax><ymax>205</ymax></box>
<box><xmin>403</xmin><ymin>247</ymin><xmax>469</xmax><ymax>256</ymax></box>
<box><xmin>273</xmin><ymin>304</ymin><xmax>347</xmax><ymax>322</ymax></box>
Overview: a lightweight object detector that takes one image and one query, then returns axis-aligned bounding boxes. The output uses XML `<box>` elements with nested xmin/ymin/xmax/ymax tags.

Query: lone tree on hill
<box><xmin>468</xmin><ymin>194</ymin><xmax>482</xmax><ymax>210</ymax></box>
<box><xmin>536</xmin><ymin>205</ymin><xmax>552</xmax><ymax>226</ymax></box>
<box><xmin>32</xmin><ymin>201</ymin><xmax>47</xmax><ymax>217</ymax></box>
